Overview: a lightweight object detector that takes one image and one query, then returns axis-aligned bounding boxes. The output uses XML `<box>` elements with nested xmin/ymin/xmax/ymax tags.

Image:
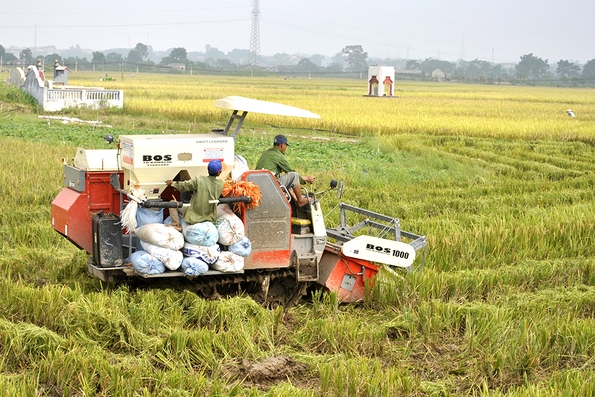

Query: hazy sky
<box><xmin>1</xmin><ymin>0</ymin><xmax>593</xmax><ymax>64</ymax></box>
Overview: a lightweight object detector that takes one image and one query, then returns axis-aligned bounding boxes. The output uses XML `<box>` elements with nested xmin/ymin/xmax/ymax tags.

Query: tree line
<box><xmin>410</xmin><ymin>53</ymin><xmax>595</xmax><ymax>84</ymax></box>
<box><xmin>2</xmin><ymin>42</ymin><xmax>595</xmax><ymax>84</ymax></box>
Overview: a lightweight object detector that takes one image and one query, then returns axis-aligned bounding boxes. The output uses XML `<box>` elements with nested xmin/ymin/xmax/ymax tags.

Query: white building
<box><xmin>367</xmin><ymin>66</ymin><xmax>395</xmax><ymax>96</ymax></box>
<box><xmin>431</xmin><ymin>68</ymin><xmax>450</xmax><ymax>82</ymax></box>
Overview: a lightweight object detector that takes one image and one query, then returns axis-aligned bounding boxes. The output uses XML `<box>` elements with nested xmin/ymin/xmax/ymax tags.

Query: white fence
<box><xmin>44</xmin><ymin>89</ymin><xmax>124</xmax><ymax>111</ymax></box>
<box><xmin>11</xmin><ymin>66</ymin><xmax>124</xmax><ymax>112</ymax></box>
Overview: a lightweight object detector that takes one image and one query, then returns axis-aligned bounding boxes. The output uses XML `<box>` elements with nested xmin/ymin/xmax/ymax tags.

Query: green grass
<box><xmin>1</xmin><ymin>75</ymin><xmax>595</xmax><ymax>395</ymax></box>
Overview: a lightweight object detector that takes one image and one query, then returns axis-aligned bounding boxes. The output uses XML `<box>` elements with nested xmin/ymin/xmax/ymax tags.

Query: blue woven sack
<box><xmin>181</xmin><ymin>257</ymin><xmax>209</xmax><ymax>276</ymax></box>
<box><xmin>229</xmin><ymin>236</ymin><xmax>252</xmax><ymax>257</ymax></box>
<box><xmin>130</xmin><ymin>250</ymin><xmax>165</xmax><ymax>275</ymax></box>
<box><xmin>183</xmin><ymin>221</ymin><xmax>219</xmax><ymax>246</ymax></box>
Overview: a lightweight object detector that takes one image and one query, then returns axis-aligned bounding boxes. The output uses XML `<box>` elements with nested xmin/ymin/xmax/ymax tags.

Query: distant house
<box><xmin>431</xmin><ymin>68</ymin><xmax>450</xmax><ymax>82</ymax></box>
<box><xmin>168</xmin><ymin>63</ymin><xmax>186</xmax><ymax>71</ymax></box>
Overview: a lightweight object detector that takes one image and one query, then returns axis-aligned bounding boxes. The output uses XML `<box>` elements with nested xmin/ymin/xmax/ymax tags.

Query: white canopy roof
<box><xmin>214</xmin><ymin>96</ymin><xmax>320</xmax><ymax>119</ymax></box>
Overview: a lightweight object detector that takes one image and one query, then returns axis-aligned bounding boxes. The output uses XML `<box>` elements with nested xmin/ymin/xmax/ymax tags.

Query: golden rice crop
<box><xmin>3</xmin><ymin>74</ymin><xmax>595</xmax><ymax>396</ymax></box>
<box><xmin>69</xmin><ymin>72</ymin><xmax>595</xmax><ymax>141</ymax></box>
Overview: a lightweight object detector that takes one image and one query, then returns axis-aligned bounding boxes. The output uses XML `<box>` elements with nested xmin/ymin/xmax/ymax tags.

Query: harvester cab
<box><xmin>51</xmin><ymin>96</ymin><xmax>427</xmax><ymax>307</ymax></box>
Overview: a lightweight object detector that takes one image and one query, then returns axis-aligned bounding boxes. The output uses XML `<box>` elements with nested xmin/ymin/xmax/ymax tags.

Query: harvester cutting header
<box><xmin>51</xmin><ymin>96</ymin><xmax>427</xmax><ymax>307</ymax></box>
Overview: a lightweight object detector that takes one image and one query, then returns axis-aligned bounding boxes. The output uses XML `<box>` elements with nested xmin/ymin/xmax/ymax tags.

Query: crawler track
<box><xmin>113</xmin><ymin>265</ymin><xmax>313</xmax><ymax>308</ymax></box>
<box><xmin>187</xmin><ymin>268</ymin><xmax>311</xmax><ymax>308</ymax></box>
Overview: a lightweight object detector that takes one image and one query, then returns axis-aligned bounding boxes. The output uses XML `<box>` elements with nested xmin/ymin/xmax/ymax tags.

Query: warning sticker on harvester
<box><xmin>122</xmin><ymin>140</ymin><xmax>133</xmax><ymax>165</ymax></box>
<box><xmin>203</xmin><ymin>148</ymin><xmax>224</xmax><ymax>162</ymax></box>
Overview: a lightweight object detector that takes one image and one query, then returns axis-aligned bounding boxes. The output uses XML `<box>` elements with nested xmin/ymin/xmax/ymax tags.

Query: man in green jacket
<box><xmin>165</xmin><ymin>159</ymin><xmax>224</xmax><ymax>228</ymax></box>
<box><xmin>255</xmin><ymin>134</ymin><xmax>315</xmax><ymax>207</ymax></box>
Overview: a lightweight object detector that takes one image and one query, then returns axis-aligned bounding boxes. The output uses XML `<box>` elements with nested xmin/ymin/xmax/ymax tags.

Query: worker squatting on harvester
<box><xmin>255</xmin><ymin>134</ymin><xmax>316</xmax><ymax>207</ymax></box>
<box><xmin>165</xmin><ymin>159</ymin><xmax>224</xmax><ymax>230</ymax></box>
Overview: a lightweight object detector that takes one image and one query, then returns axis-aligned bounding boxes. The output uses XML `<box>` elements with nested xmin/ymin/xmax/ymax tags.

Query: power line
<box><xmin>0</xmin><ymin>18</ymin><xmax>249</xmax><ymax>29</ymax></box>
<box><xmin>1</xmin><ymin>5</ymin><xmax>249</xmax><ymax>16</ymax></box>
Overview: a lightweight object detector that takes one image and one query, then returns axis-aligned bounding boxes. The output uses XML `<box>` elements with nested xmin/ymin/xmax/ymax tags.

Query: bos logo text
<box><xmin>366</xmin><ymin>243</ymin><xmax>409</xmax><ymax>259</ymax></box>
<box><xmin>142</xmin><ymin>154</ymin><xmax>172</xmax><ymax>166</ymax></box>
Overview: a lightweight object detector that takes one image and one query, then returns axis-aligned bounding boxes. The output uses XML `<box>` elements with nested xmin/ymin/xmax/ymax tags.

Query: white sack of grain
<box><xmin>211</xmin><ymin>251</ymin><xmax>244</xmax><ymax>272</ymax></box>
<box><xmin>140</xmin><ymin>240</ymin><xmax>183</xmax><ymax>271</ymax></box>
<box><xmin>134</xmin><ymin>223</ymin><xmax>184</xmax><ymax>250</ymax></box>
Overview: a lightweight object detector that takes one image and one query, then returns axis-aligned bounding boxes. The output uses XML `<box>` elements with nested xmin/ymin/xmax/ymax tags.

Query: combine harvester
<box><xmin>51</xmin><ymin>96</ymin><xmax>427</xmax><ymax>307</ymax></box>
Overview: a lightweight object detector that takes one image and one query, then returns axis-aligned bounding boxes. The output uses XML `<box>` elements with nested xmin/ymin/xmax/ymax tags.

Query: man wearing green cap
<box><xmin>256</xmin><ymin>134</ymin><xmax>315</xmax><ymax>207</ymax></box>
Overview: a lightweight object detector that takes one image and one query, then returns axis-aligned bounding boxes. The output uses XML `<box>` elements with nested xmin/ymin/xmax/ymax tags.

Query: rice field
<box><xmin>1</xmin><ymin>73</ymin><xmax>595</xmax><ymax>396</ymax></box>
<box><xmin>67</xmin><ymin>72</ymin><xmax>595</xmax><ymax>141</ymax></box>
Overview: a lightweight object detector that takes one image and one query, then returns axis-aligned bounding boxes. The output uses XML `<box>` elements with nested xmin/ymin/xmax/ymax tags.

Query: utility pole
<box><xmin>249</xmin><ymin>0</ymin><xmax>261</xmax><ymax>68</ymax></box>
<box><xmin>461</xmin><ymin>31</ymin><xmax>465</xmax><ymax>61</ymax></box>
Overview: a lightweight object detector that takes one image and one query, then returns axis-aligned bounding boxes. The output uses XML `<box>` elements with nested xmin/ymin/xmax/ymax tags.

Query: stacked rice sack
<box><xmin>212</xmin><ymin>204</ymin><xmax>252</xmax><ymax>273</ymax></box>
<box><xmin>181</xmin><ymin>204</ymin><xmax>253</xmax><ymax>273</ymax></box>
<box><xmin>179</xmin><ymin>218</ymin><xmax>220</xmax><ymax>276</ymax></box>
<box><xmin>128</xmin><ymin>205</ymin><xmax>253</xmax><ymax>276</ymax></box>
<box><xmin>128</xmin><ymin>207</ymin><xmax>185</xmax><ymax>275</ymax></box>
<box><xmin>136</xmin><ymin>224</ymin><xmax>184</xmax><ymax>270</ymax></box>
